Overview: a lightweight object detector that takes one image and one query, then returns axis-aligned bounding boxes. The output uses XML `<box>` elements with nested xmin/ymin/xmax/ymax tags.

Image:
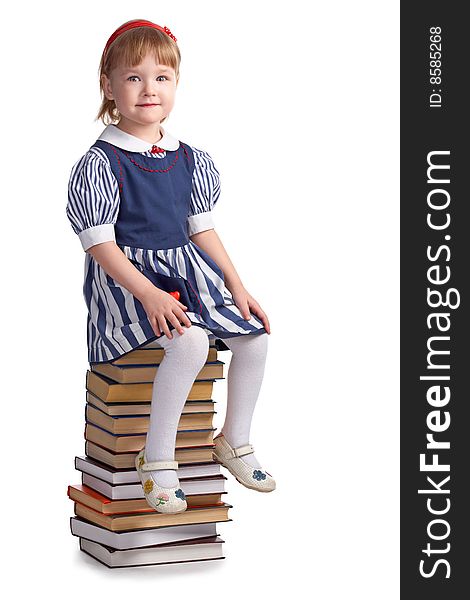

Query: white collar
<box><xmin>97</xmin><ymin>124</ymin><xmax>179</xmax><ymax>152</ymax></box>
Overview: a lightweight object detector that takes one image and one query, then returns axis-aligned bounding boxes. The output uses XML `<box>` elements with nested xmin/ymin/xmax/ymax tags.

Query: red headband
<box><xmin>103</xmin><ymin>19</ymin><xmax>177</xmax><ymax>56</ymax></box>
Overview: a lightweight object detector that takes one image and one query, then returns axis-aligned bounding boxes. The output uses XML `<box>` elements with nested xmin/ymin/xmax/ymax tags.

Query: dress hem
<box><xmin>88</xmin><ymin>322</ymin><xmax>267</xmax><ymax>365</ymax></box>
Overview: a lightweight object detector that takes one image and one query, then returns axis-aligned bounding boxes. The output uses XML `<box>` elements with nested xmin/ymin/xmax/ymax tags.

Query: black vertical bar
<box><xmin>401</xmin><ymin>3</ymin><xmax>469</xmax><ymax>597</ymax></box>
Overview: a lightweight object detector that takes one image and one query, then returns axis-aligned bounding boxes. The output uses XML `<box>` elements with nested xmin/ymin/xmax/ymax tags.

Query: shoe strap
<box><xmin>226</xmin><ymin>444</ymin><xmax>254</xmax><ymax>459</ymax></box>
<box><xmin>141</xmin><ymin>460</ymin><xmax>178</xmax><ymax>472</ymax></box>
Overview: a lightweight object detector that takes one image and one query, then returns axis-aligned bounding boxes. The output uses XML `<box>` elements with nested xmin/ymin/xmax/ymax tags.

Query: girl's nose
<box><xmin>143</xmin><ymin>81</ymin><xmax>158</xmax><ymax>96</ymax></box>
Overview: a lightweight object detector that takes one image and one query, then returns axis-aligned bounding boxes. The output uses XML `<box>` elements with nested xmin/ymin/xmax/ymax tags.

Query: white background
<box><xmin>1</xmin><ymin>0</ymin><xmax>399</xmax><ymax>597</ymax></box>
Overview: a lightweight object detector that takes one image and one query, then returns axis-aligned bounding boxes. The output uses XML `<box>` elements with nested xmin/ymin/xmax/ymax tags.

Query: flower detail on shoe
<box><xmin>144</xmin><ymin>479</ymin><xmax>154</xmax><ymax>494</ymax></box>
<box><xmin>212</xmin><ymin>435</ymin><xmax>276</xmax><ymax>492</ymax></box>
<box><xmin>253</xmin><ymin>469</ymin><xmax>267</xmax><ymax>481</ymax></box>
<box><xmin>175</xmin><ymin>488</ymin><xmax>186</xmax><ymax>500</ymax></box>
<box><xmin>154</xmin><ymin>492</ymin><xmax>170</xmax><ymax>506</ymax></box>
<box><xmin>138</xmin><ymin>455</ymin><xmax>145</xmax><ymax>467</ymax></box>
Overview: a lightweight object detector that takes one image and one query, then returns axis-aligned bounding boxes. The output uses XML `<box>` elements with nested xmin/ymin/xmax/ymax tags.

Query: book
<box><xmin>86</xmin><ymin>392</ymin><xmax>215</xmax><ymax>416</ymax></box>
<box><xmin>111</xmin><ymin>345</ymin><xmax>219</xmax><ymax>366</ymax></box>
<box><xmin>79</xmin><ymin>535</ymin><xmax>225</xmax><ymax>568</ymax></box>
<box><xmin>85</xmin><ymin>422</ymin><xmax>215</xmax><ymax>453</ymax></box>
<box><xmin>74</xmin><ymin>500</ymin><xmax>232</xmax><ymax>531</ymax></box>
<box><xmin>91</xmin><ymin>360</ymin><xmax>224</xmax><ymax>384</ymax></box>
<box><xmin>70</xmin><ymin>516</ymin><xmax>220</xmax><ymax>549</ymax></box>
<box><xmin>75</xmin><ymin>455</ymin><xmax>221</xmax><ymax>484</ymax></box>
<box><xmin>68</xmin><ymin>484</ymin><xmax>224</xmax><ymax>513</ymax></box>
<box><xmin>85</xmin><ymin>404</ymin><xmax>215</xmax><ymax>435</ymax></box>
<box><xmin>81</xmin><ymin>472</ymin><xmax>227</xmax><ymax>500</ymax></box>
<box><xmin>87</xmin><ymin>371</ymin><xmax>215</xmax><ymax>403</ymax></box>
<box><xmin>85</xmin><ymin>441</ymin><xmax>216</xmax><ymax>469</ymax></box>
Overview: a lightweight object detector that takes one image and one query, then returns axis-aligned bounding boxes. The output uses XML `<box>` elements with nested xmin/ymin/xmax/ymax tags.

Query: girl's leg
<box><xmin>145</xmin><ymin>325</ymin><xmax>209</xmax><ymax>488</ymax></box>
<box><xmin>220</xmin><ymin>332</ymin><xmax>269</xmax><ymax>469</ymax></box>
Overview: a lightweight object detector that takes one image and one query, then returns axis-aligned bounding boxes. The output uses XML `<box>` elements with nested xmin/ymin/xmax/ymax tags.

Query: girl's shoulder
<box><xmin>69</xmin><ymin>145</ymin><xmax>114</xmax><ymax>183</ymax></box>
<box><xmin>187</xmin><ymin>144</ymin><xmax>216</xmax><ymax>160</ymax></box>
<box><xmin>186</xmin><ymin>144</ymin><xmax>220</xmax><ymax>176</ymax></box>
<box><xmin>72</xmin><ymin>145</ymin><xmax>112</xmax><ymax>169</ymax></box>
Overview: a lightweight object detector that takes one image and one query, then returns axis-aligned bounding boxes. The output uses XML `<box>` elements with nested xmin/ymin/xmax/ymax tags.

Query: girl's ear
<box><xmin>101</xmin><ymin>74</ymin><xmax>114</xmax><ymax>100</ymax></box>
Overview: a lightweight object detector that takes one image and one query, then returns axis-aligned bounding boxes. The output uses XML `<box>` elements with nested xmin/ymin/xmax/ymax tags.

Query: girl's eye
<box><xmin>127</xmin><ymin>76</ymin><xmax>140</xmax><ymax>82</ymax></box>
<box><xmin>156</xmin><ymin>75</ymin><xmax>168</xmax><ymax>82</ymax></box>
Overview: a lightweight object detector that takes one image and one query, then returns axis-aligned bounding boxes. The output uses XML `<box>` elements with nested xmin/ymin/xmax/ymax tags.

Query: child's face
<box><xmin>102</xmin><ymin>52</ymin><xmax>178</xmax><ymax>129</ymax></box>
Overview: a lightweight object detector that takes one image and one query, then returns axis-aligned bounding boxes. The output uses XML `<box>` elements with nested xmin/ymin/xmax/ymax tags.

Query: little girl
<box><xmin>66</xmin><ymin>19</ymin><xmax>275</xmax><ymax>515</ymax></box>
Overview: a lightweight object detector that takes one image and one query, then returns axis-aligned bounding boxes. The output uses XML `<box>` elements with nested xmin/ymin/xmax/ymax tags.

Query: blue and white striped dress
<box><xmin>66</xmin><ymin>124</ymin><xmax>266</xmax><ymax>363</ymax></box>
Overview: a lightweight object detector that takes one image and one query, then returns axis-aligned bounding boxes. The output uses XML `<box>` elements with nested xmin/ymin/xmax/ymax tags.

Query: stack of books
<box><xmin>67</xmin><ymin>336</ymin><xmax>233</xmax><ymax>568</ymax></box>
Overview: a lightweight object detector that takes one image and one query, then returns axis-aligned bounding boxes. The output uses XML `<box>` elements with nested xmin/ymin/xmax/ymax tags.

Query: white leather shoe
<box><xmin>212</xmin><ymin>433</ymin><xmax>276</xmax><ymax>492</ymax></box>
<box><xmin>135</xmin><ymin>447</ymin><xmax>187</xmax><ymax>514</ymax></box>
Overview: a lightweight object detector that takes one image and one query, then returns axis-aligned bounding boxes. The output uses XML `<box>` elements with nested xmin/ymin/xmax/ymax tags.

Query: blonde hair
<box><xmin>96</xmin><ymin>23</ymin><xmax>181</xmax><ymax>125</ymax></box>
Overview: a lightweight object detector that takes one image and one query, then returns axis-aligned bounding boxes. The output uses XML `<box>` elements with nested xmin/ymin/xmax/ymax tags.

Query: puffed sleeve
<box><xmin>187</xmin><ymin>147</ymin><xmax>221</xmax><ymax>236</ymax></box>
<box><xmin>66</xmin><ymin>149</ymin><xmax>120</xmax><ymax>251</ymax></box>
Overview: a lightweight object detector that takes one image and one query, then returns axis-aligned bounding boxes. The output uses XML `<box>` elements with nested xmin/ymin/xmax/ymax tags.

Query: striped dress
<box><xmin>66</xmin><ymin>124</ymin><xmax>266</xmax><ymax>363</ymax></box>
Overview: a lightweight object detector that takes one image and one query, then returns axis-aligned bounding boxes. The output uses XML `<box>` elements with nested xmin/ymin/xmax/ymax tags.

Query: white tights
<box><xmin>145</xmin><ymin>325</ymin><xmax>269</xmax><ymax>487</ymax></box>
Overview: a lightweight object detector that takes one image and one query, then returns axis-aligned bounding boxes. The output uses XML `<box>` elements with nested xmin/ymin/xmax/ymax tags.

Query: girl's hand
<box><xmin>140</xmin><ymin>286</ymin><xmax>192</xmax><ymax>339</ymax></box>
<box><xmin>231</xmin><ymin>286</ymin><xmax>271</xmax><ymax>334</ymax></box>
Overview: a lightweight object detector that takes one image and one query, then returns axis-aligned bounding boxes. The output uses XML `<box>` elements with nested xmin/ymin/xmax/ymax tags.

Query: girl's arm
<box><xmin>190</xmin><ymin>229</ymin><xmax>271</xmax><ymax>333</ymax></box>
<box><xmin>89</xmin><ymin>241</ymin><xmax>154</xmax><ymax>298</ymax></box>
<box><xmin>88</xmin><ymin>241</ymin><xmax>192</xmax><ymax>339</ymax></box>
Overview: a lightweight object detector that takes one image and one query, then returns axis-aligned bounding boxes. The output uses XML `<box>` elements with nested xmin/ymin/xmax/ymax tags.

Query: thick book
<box><xmin>111</xmin><ymin>345</ymin><xmax>218</xmax><ymax>366</ymax></box>
<box><xmin>92</xmin><ymin>360</ymin><xmax>224</xmax><ymax>384</ymax></box>
<box><xmin>85</xmin><ymin>403</ymin><xmax>215</xmax><ymax>435</ymax></box>
<box><xmin>86</xmin><ymin>392</ymin><xmax>215</xmax><ymax>416</ymax></box>
<box><xmin>74</xmin><ymin>500</ymin><xmax>232</xmax><ymax>531</ymax></box>
<box><xmin>70</xmin><ymin>516</ymin><xmax>220</xmax><ymax>549</ymax></box>
<box><xmin>67</xmin><ymin>484</ymin><xmax>224</xmax><ymax>512</ymax></box>
<box><xmin>85</xmin><ymin>422</ymin><xmax>215</xmax><ymax>453</ymax></box>
<box><xmin>85</xmin><ymin>442</ymin><xmax>215</xmax><ymax>470</ymax></box>
<box><xmin>81</xmin><ymin>472</ymin><xmax>227</xmax><ymax>500</ymax></box>
<box><xmin>75</xmin><ymin>455</ymin><xmax>221</xmax><ymax>484</ymax></box>
<box><xmin>87</xmin><ymin>371</ymin><xmax>215</xmax><ymax>403</ymax></box>
<box><xmin>79</xmin><ymin>535</ymin><xmax>225</xmax><ymax>568</ymax></box>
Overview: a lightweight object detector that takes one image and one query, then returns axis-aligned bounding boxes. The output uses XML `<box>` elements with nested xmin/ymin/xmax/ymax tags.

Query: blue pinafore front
<box><xmin>92</xmin><ymin>139</ymin><xmax>203</xmax><ymax>313</ymax></box>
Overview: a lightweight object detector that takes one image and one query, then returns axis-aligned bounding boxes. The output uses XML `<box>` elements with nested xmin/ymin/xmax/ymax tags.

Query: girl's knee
<box><xmin>181</xmin><ymin>324</ymin><xmax>209</xmax><ymax>350</ymax></box>
<box><xmin>224</xmin><ymin>332</ymin><xmax>269</xmax><ymax>360</ymax></box>
<box><xmin>165</xmin><ymin>324</ymin><xmax>209</xmax><ymax>367</ymax></box>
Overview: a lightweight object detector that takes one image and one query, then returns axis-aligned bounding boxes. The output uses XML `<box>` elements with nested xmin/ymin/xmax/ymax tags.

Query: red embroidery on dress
<box><xmin>123</xmin><ymin>149</ymin><xmax>179</xmax><ymax>173</ymax></box>
<box><xmin>185</xmin><ymin>277</ymin><xmax>204</xmax><ymax>315</ymax></box>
